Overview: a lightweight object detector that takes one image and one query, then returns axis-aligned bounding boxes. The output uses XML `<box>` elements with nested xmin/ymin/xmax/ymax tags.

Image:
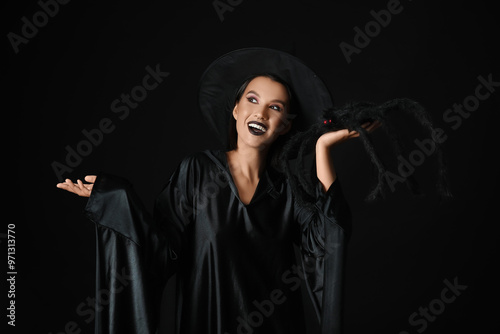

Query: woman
<box><xmin>57</xmin><ymin>49</ymin><xmax>379</xmax><ymax>334</ymax></box>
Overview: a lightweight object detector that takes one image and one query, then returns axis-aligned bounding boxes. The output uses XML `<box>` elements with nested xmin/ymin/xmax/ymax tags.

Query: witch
<box><xmin>57</xmin><ymin>48</ymin><xmax>447</xmax><ymax>334</ymax></box>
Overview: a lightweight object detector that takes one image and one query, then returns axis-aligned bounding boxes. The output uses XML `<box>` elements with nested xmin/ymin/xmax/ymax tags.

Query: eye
<box><xmin>270</xmin><ymin>105</ymin><xmax>283</xmax><ymax>112</ymax></box>
<box><xmin>247</xmin><ymin>96</ymin><xmax>258</xmax><ymax>103</ymax></box>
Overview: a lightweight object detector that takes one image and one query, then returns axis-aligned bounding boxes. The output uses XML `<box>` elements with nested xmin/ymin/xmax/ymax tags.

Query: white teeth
<box><xmin>249</xmin><ymin>123</ymin><xmax>267</xmax><ymax>132</ymax></box>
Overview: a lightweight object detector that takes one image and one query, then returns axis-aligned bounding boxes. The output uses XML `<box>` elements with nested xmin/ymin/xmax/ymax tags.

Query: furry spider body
<box><xmin>280</xmin><ymin>98</ymin><xmax>452</xmax><ymax>207</ymax></box>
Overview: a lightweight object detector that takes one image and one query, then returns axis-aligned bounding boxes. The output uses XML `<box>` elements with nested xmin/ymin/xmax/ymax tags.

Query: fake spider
<box><xmin>279</xmin><ymin>98</ymin><xmax>452</xmax><ymax>207</ymax></box>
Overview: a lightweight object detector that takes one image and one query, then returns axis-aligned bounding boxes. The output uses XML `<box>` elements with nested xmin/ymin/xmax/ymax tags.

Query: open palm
<box><xmin>317</xmin><ymin>121</ymin><xmax>381</xmax><ymax>148</ymax></box>
<box><xmin>56</xmin><ymin>175</ymin><xmax>96</xmax><ymax>197</ymax></box>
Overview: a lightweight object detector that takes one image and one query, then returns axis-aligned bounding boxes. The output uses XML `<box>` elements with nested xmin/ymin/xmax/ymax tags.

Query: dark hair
<box><xmin>228</xmin><ymin>73</ymin><xmax>295</xmax><ymax>169</ymax></box>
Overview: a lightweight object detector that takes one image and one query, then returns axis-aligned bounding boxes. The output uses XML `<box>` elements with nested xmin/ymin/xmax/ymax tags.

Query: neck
<box><xmin>227</xmin><ymin>145</ymin><xmax>269</xmax><ymax>182</ymax></box>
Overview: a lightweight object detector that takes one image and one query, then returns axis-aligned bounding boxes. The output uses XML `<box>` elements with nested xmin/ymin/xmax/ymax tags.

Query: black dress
<box><xmin>84</xmin><ymin>149</ymin><xmax>351</xmax><ymax>334</ymax></box>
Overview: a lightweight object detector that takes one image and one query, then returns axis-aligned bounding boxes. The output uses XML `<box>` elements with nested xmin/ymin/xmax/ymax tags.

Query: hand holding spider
<box><xmin>316</xmin><ymin>120</ymin><xmax>382</xmax><ymax>149</ymax></box>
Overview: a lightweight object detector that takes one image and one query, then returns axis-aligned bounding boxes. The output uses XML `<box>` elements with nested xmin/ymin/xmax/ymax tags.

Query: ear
<box><xmin>232</xmin><ymin>105</ymin><xmax>238</xmax><ymax>120</ymax></box>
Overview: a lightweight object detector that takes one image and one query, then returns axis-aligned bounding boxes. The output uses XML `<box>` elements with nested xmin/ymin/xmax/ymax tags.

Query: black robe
<box><xmin>84</xmin><ymin>149</ymin><xmax>351</xmax><ymax>334</ymax></box>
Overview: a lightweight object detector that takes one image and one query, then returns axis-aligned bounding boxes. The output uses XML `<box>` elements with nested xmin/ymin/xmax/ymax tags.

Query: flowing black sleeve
<box><xmin>84</xmin><ymin>173</ymin><xmax>177</xmax><ymax>334</ymax></box>
<box><xmin>294</xmin><ymin>178</ymin><xmax>352</xmax><ymax>334</ymax></box>
<box><xmin>154</xmin><ymin>155</ymin><xmax>195</xmax><ymax>266</ymax></box>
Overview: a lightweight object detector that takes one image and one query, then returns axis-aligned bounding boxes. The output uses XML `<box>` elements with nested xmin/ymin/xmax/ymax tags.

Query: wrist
<box><xmin>316</xmin><ymin>137</ymin><xmax>330</xmax><ymax>153</ymax></box>
<box><xmin>316</xmin><ymin>135</ymin><xmax>335</xmax><ymax>151</ymax></box>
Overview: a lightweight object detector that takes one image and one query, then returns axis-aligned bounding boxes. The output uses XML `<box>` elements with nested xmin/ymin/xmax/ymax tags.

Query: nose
<box><xmin>255</xmin><ymin>106</ymin><xmax>269</xmax><ymax>121</ymax></box>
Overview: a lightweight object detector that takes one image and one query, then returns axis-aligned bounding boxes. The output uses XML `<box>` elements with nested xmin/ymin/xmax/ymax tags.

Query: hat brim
<box><xmin>197</xmin><ymin>47</ymin><xmax>334</xmax><ymax>148</ymax></box>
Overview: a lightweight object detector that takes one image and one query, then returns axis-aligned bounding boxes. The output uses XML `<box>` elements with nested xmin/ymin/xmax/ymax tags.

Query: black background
<box><xmin>6</xmin><ymin>0</ymin><xmax>500</xmax><ymax>333</ymax></box>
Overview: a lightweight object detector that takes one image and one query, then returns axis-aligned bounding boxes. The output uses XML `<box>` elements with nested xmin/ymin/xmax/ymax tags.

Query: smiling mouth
<box><xmin>247</xmin><ymin>121</ymin><xmax>268</xmax><ymax>136</ymax></box>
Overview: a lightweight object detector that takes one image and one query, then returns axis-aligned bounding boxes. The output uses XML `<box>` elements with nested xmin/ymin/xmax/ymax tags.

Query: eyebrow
<box><xmin>246</xmin><ymin>90</ymin><xmax>287</xmax><ymax>105</ymax></box>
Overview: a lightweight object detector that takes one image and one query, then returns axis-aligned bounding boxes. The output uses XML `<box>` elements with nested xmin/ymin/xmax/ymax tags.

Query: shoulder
<box><xmin>178</xmin><ymin>150</ymin><xmax>222</xmax><ymax>170</ymax></box>
<box><xmin>170</xmin><ymin>150</ymin><xmax>223</xmax><ymax>182</ymax></box>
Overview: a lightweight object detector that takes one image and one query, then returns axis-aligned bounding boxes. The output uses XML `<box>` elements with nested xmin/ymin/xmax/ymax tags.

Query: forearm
<box><xmin>315</xmin><ymin>139</ymin><xmax>336</xmax><ymax>193</ymax></box>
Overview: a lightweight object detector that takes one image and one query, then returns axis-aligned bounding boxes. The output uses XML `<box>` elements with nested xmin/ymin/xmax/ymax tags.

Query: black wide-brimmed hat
<box><xmin>197</xmin><ymin>47</ymin><xmax>334</xmax><ymax>148</ymax></box>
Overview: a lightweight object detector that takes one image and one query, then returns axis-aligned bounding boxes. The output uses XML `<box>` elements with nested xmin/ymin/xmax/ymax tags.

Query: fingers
<box><xmin>361</xmin><ymin>120</ymin><xmax>382</xmax><ymax>133</ymax></box>
<box><xmin>83</xmin><ymin>184</ymin><xmax>94</xmax><ymax>191</ymax></box>
<box><xmin>351</xmin><ymin>131</ymin><xmax>360</xmax><ymax>138</ymax></box>
<box><xmin>84</xmin><ymin>175</ymin><xmax>97</xmax><ymax>183</ymax></box>
<box><xmin>368</xmin><ymin>120</ymin><xmax>382</xmax><ymax>132</ymax></box>
<box><xmin>56</xmin><ymin>178</ymin><xmax>92</xmax><ymax>197</ymax></box>
<box><xmin>56</xmin><ymin>179</ymin><xmax>76</xmax><ymax>194</ymax></box>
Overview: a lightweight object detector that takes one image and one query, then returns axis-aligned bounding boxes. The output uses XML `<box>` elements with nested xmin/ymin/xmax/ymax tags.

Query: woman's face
<box><xmin>232</xmin><ymin>76</ymin><xmax>292</xmax><ymax>150</ymax></box>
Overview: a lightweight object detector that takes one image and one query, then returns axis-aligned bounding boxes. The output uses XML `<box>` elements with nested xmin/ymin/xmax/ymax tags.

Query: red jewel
<box><xmin>324</xmin><ymin>120</ymin><xmax>327</xmax><ymax>124</ymax></box>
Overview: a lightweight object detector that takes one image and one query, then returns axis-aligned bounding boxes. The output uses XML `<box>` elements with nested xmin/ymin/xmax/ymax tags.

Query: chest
<box><xmin>231</xmin><ymin>175</ymin><xmax>259</xmax><ymax>205</ymax></box>
<box><xmin>189</xmin><ymin>174</ymin><xmax>294</xmax><ymax>238</ymax></box>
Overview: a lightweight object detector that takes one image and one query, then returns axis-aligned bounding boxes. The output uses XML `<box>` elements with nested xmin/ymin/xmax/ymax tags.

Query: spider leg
<box><xmin>356</xmin><ymin>124</ymin><xmax>388</xmax><ymax>201</ymax></box>
<box><xmin>379</xmin><ymin>115</ymin><xmax>422</xmax><ymax>196</ymax></box>
<box><xmin>396</xmin><ymin>99</ymin><xmax>453</xmax><ymax>199</ymax></box>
